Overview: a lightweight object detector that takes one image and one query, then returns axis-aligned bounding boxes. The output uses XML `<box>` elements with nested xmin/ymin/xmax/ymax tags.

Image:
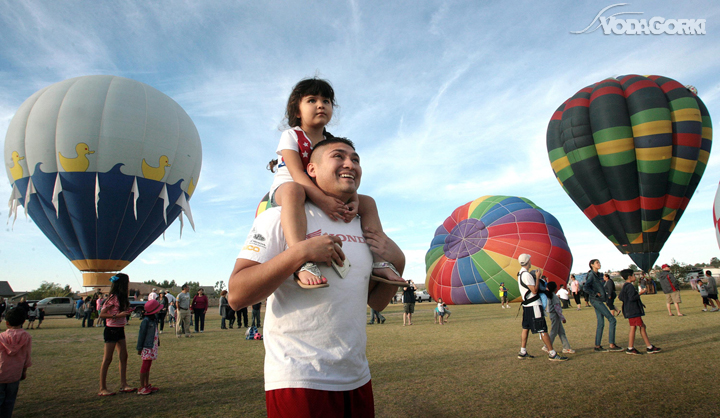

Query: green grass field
<box><xmin>11</xmin><ymin>293</ymin><xmax>720</xmax><ymax>417</ymax></box>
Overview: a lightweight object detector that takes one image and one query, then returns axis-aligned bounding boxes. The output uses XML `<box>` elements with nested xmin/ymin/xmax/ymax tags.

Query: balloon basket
<box><xmin>83</xmin><ymin>272</ymin><xmax>116</xmax><ymax>287</ymax></box>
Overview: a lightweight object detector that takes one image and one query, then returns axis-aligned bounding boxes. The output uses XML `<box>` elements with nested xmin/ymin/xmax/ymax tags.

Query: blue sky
<box><xmin>1</xmin><ymin>1</ymin><xmax>719</xmax><ymax>292</ymax></box>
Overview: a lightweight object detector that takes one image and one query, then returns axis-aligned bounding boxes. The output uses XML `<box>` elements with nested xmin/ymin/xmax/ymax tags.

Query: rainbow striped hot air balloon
<box><xmin>547</xmin><ymin>75</ymin><xmax>712</xmax><ymax>272</ymax></box>
<box><xmin>425</xmin><ymin>196</ymin><xmax>573</xmax><ymax>305</ymax></box>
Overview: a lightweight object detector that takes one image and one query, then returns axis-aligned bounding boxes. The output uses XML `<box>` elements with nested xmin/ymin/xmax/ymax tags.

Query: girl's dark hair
<box><xmin>267</xmin><ymin>78</ymin><xmax>337</xmax><ymax>173</ymax></box>
<box><xmin>547</xmin><ymin>281</ymin><xmax>558</xmax><ymax>292</ymax></box>
<box><xmin>589</xmin><ymin>259</ymin><xmax>599</xmax><ymax>269</ymax></box>
<box><xmin>286</xmin><ymin>78</ymin><xmax>336</xmax><ymax>128</ymax></box>
<box><xmin>109</xmin><ymin>273</ymin><xmax>130</xmax><ymax>311</ymax></box>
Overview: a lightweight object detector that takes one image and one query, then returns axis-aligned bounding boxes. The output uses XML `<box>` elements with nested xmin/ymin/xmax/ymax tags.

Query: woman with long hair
<box><xmin>98</xmin><ymin>273</ymin><xmax>136</xmax><ymax>396</ymax></box>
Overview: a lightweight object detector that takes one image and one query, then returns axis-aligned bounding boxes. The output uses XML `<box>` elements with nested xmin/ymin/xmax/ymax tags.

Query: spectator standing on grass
<box><xmin>696</xmin><ymin>277</ymin><xmax>717</xmax><ymax>312</ymax></box>
<box><xmin>236</xmin><ymin>306</ymin><xmax>249</xmax><ymax>328</ymax></box>
<box><xmin>584</xmin><ymin>259</ymin><xmax>623</xmax><ymax>353</ymax></box>
<box><xmin>604</xmin><ymin>274</ymin><xmax>619</xmax><ymax>317</ymax></box>
<box><xmin>569</xmin><ymin>275</ymin><xmax>581</xmax><ymax>311</ymax></box>
<box><xmin>226</xmin><ymin>306</ymin><xmax>236</xmax><ymax>329</ymax></box>
<box><xmin>368</xmin><ymin>308</ymin><xmax>385</xmax><ymax>325</ymax></box>
<box><xmin>219</xmin><ymin>290</ymin><xmax>230</xmax><ymax>329</ymax></box>
<box><xmin>557</xmin><ymin>284</ymin><xmax>571</xmax><ymax>309</ymax></box>
<box><xmin>165</xmin><ymin>291</ymin><xmax>176</xmax><ymax>328</ymax></box>
<box><xmin>436</xmin><ymin>298</ymin><xmax>446</xmax><ymax>325</ymax></box>
<box><xmin>251</xmin><ymin>302</ymin><xmax>262</xmax><ymax>328</ymax></box>
<box><xmin>228</xmin><ymin>138</ymin><xmax>403</xmax><ymax>417</ymax></box>
<box><xmin>156</xmin><ymin>291</ymin><xmax>169</xmax><ymax>334</ymax></box>
<box><xmin>657</xmin><ymin>264</ymin><xmax>683</xmax><ymax>316</ymax></box>
<box><xmin>96</xmin><ymin>294</ymin><xmax>106</xmax><ymax>327</ymax></box>
<box><xmin>35</xmin><ymin>309</ymin><xmax>44</xmax><ymax>329</ymax></box>
<box><xmin>15</xmin><ymin>299</ymin><xmax>28</xmax><ymax>321</ymax></box>
<box><xmin>191</xmin><ymin>289</ymin><xmax>208</xmax><ymax>333</ymax></box>
<box><xmin>25</xmin><ymin>305</ymin><xmax>36</xmax><ymax>330</ymax></box>
<box><xmin>148</xmin><ymin>288</ymin><xmax>158</xmax><ymax>301</ymax></box>
<box><xmin>175</xmin><ymin>285</ymin><xmax>192</xmax><ymax>338</ymax></box>
<box><xmin>0</xmin><ymin>308</ymin><xmax>32</xmax><ymax>417</ymax></box>
<box><xmin>618</xmin><ymin>269</ymin><xmax>661</xmax><ymax>355</ymax></box>
<box><xmin>403</xmin><ymin>280</ymin><xmax>417</xmax><ymax>326</ymax></box>
<box><xmin>82</xmin><ymin>296</ymin><xmax>94</xmax><ymax>328</ymax></box>
<box><xmin>542</xmin><ymin>281</ymin><xmax>574</xmax><ymax>354</ymax></box>
<box><xmin>499</xmin><ymin>282</ymin><xmax>510</xmax><ymax>309</ymax></box>
<box><xmin>516</xmin><ymin>254</ymin><xmax>567</xmax><ymax>361</ymax></box>
<box><xmin>75</xmin><ymin>298</ymin><xmax>83</xmax><ymax>320</ymax></box>
<box><xmin>136</xmin><ymin>299</ymin><xmax>162</xmax><ymax>395</ymax></box>
<box><xmin>98</xmin><ymin>273</ymin><xmax>136</xmax><ymax>396</ymax></box>
<box><xmin>705</xmin><ymin>270</ymin><xmax>719</xmax><ymax>310</ymax></box>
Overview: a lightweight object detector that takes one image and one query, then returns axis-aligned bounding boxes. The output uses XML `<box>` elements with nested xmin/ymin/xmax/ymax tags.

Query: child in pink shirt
<box><xmin>0</xmin><ymin>307</ymin><xmax>32</xmax><ymax>417</ymax></box>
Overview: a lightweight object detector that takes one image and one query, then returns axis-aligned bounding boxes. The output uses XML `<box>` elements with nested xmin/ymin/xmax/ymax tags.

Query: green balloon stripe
<box><xmin>630</xmin><ymin>108</ymin><xmax>671</xmax><ymax>126</ymax></box>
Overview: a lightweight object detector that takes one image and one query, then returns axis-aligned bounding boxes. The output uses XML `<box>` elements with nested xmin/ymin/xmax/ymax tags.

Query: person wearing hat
<box><xmin>657</xmin><ymin>264</ymin><xmax>683</xmax><ymax>316</ymax></box>
<box><xmin>136</xmin><ymin>299</ymin><xmax>162</xmax><ymax>395</ymax></box>
<box><xmin>516</xmin><ymin>254</ymin><xmax>567</xmax><ymax>361</ymax></box>
<box><xmin>148</xmin><ymin>288</ymin><xmax>158</xmax><ymax>301</ymax></box>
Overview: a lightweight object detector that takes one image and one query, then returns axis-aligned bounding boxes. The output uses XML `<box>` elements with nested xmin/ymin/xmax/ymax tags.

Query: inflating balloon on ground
<box><xmin>547</xmin><ymin>75</ymin><xmax>712</xmax><ymax>272</ymax></box>
<box><xmin>425</xmin><ymin>196</ymin><xmax>573</xmax><ymax>305</ymax></box>
<box><xmin>4</xmin><ymin>75</ymin><xmax>202</xmax><ymax>287</ymax></box>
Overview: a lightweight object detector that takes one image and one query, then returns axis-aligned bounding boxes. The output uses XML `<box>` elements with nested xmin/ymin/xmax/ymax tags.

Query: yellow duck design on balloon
<box><xmin>142</xmin><ymin>155</ymin><xmax>171</xmax><ymax>181</ymax></box>
<box><xmin>59</xmin><ymin>143</ymin><xmax>95</xmax><ymax>172</ymax></box>
<box><xmin>10</xmin><ymin>151</ymin><xmax>25</xmax><ymax>180</ymax></box>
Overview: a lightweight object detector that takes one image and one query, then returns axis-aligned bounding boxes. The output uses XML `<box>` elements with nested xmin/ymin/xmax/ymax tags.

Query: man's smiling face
<box><xmin>307</xmin><ymin>141</ymin><xmax>361</xmax><ymax>202</ymax></box>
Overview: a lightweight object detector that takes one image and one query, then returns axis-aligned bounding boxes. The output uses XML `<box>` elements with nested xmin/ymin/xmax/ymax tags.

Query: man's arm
<box><xmin>228</xmin><ymin>235</ymin><xmax>344</xmax><ymax>310</ymax></box>
<box><xmin>366</xmin><ymin>230</ymin><xmax>406</xmax><ymax>312</ymax></box>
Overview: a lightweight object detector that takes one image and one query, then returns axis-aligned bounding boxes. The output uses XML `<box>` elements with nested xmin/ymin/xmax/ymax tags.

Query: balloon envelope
<box><xmin>547</xmin><ymin>75</ymin><xmax>712</xmax><ymax>271</ymax></box>
<box><xmin>425</xmin><ymin>196</ymin><xmax>573</xmax><ymax>305</ymax></box>
<box><xmin>714</xmin><ymin>180</ymin><xmax>720</xmax><ymax>249</ymax></box>
<box><xmin>4</xmin><ymin>75</ymin><xmax>202</xmax><ymax>286</ymax></box>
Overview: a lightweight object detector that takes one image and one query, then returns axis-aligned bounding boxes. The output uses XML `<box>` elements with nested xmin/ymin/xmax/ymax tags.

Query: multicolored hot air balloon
<box><xmin>547</xmin><ymin>75</ymin><xmax>712</xmax><ymax>272</ymax></box>
<box><xmin>425</xmin><ymin>196</ymin><xmax>573</xmax><ymax>305</ymax></box>
<box><xmin>4</xmin><ymin>75</ymin><xmax>202</xmax><ymax>287</ymax></box>
<box><xmin>256</xmin><ymin>192</ymin><xmax>272</xmax><ymax>218</ymax></box>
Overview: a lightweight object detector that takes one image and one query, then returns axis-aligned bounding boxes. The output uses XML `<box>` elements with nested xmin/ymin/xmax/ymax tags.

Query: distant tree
<box><xmin>214</xmin><ymin>281</ymin><xmax>225</xmax><ymax>297</ymax></box>
<box><xmin>669</xmin><ymin>258</ymin><xmax>693</xmax><ymax>279</ymax></box>
<box><xmin>653</xmin><ymin>265</ymin><xmax>661</xmax><ymax>271</ymax></box>
<box><xmin>711</xmin><ymin>257</ymin><xmax>720</xmax><ymax>268</ymax></box>
<box><xmin>143</xmin><ymin>279</ymin><xmax>176</xmax><ymax>289</ymax></box>
<box><xmin>184</xmin><ymin>281</ymin><xmax>201</xmax><ymax>296</ymax></box>
<box><xmin>27</xmin><ymin>281</ymin><xmax>73</xmax><ymax>300</ymax></box>
<box><xmin>628</xmin><ymin>264</ymin><xmax>639</xmax><ymax>272</ymax></box>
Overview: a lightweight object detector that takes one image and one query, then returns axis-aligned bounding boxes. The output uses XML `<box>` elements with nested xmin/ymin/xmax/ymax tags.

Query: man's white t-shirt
<box><xmin>238</xmin><ymin>202</ymin><xmax>373</xmax><ymax>391</ymax></box>
<box><xmin>557</xmin><ymin>288</ymin><xmax>569</xmax><ymax>301</ymax></box>
<box><xmin>518</xmin><ymin>267</ymin><xmax>541</xmax><ymax>307</ymax></box>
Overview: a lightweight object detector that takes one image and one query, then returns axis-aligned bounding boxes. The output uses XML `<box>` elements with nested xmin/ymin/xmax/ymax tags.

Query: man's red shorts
<box><xmin>266</xmin><ymin>380</ymin><xmax>374</xmax><ymax>418</ymax></box>
<box><xmin>628</xmin><ymin>317</ymin><xmax>644</xmax><ymax>327</ymax></box>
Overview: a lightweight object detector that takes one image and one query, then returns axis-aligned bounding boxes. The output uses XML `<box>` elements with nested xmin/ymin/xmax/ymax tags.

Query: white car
<box><xmin>414</xmin><ymin>291</ymin><xmax>433</xmax><ymax>303</ymax></box>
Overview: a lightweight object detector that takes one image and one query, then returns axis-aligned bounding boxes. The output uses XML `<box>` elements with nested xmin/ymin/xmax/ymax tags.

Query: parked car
<box><xmin>130</xmin><ymin>300</ymin><xmax>147</xmax><ymax>318</ymax></box>
<box><xmin>36</xmin><ymin>297</ymin><xmax>77</xmax><ymax>317</ymax></box>
<box><xmin>415</xmin><ymin>290</ymin><xmax>433</xmax><ymax>303</ymax></box>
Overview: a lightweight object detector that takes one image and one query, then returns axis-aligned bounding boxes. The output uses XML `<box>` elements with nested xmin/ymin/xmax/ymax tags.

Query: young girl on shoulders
<box><xmin>266</xmin><ymin>78</ymin><xmax>405</xmax><ymax>288</ymax></box>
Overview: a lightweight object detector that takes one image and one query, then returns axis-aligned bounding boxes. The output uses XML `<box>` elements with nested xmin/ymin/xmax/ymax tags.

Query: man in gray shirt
<box><xmin>705</xmin><ymin>270</ymin><xmax>719</xmax><ymax>312</ymax></box>
<box><xmin>175</xmin><ymin>284</ymin><xmax>192</xmax><ymax>338</ymax></box>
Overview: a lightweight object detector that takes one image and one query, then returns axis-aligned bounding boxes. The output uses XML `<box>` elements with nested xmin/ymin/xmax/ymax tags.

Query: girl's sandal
<box><xmin>294</xmin><ymin>262</ymin><xmax>329</xmax><ymax>289</ymax></box>
<box><xmin>370</xmin><ymin>262</ymin><xmax>407</xmax><ymax>286</ymax></box>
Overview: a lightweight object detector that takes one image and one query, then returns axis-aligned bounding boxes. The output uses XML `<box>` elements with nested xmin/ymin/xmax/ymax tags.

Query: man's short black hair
<box><xmin>310</xmin><ymin>137</ymin><xmax>356</xmax><ymax>162</ymax></box>
<box><xmin>182</xmin><ymin>284</ymin><xmax>189</xmax><ymax>290</ymax></box>
<box><xmin>620</xmin><ymin>269</ymin><xmax>634</xmax><ymax>280</ymax></box>
<box><xmin>5</xmin><ymin>307</ymin><xmax>25</xmax><ymax>327</ymax></box>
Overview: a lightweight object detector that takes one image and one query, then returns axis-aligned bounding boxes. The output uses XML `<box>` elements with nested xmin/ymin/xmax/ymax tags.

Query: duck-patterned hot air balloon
<box><xmin>3</xmin><ymin>75</ymin><xmax>202</xmax><ymax>287</ymax></box>
<box><xmin>425</xmin><ymin>196</ymin><xmax>573</xmax><ymax>305</ymax></box>
<box><xmin>547</xmin><ymin>75</ymin><xmax>712</xmax><ymax>272</ymax></box>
